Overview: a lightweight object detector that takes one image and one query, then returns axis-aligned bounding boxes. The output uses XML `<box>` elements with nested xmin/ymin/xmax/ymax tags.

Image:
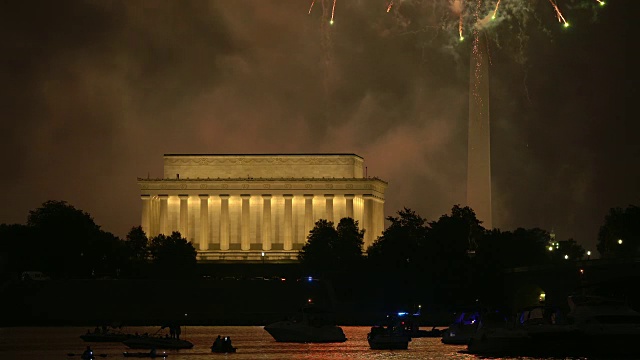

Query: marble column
<box><xmin>283</xmin><ymin>194</ymin><xmax>293</xmax><ymax>251</ymax></box>
<box><xmin>178</xmin><ymin>194</ymin><xmax>189</xmax><ymax>239</ymax></box>
<box><xmin>304</xmin><ymin>194</ymin><xmax>314</xmax><ymax>239</ymax></box>
<box><xmin>199</xmin><ymin>194</ymin><xmax>209</xmax><ymax>251</ymax></box>
<box><xmin>374</xmin><ymin>198</ymin><xmax>385</xmax><ymax>240</ymax></box>
<box><xmin>262</xmin><ymin>194</ymin><xmax>272</xmax><ymax>251</ymax></box>
<box><xmin>158</xmin><ymin>194</ymin><xmax>168</xmax><ymax>235</ymax></box>
<box><xmin>363</xmin><ymin>194</ymin><xmax>374</xmax><ymax>248</ymax></box>
<box><xmin>241</xmin><ymin>194</ymin><xmax>251</xmax><ymax>251</ymax></box>
<box><xmin>325</xmin><ymin>194</ymin><xmax>334</xmax><ymax>223</ymax></box>
<box><xmin>344</xmin><ymin>194</ymin><xmax>355</xmax><ymax>219</ymax></box>
<box><xmin>141</xmin><ymin>195</ymin><xmax>151</xmax><ymax>236</ymax></box>
<box><xmin>220</xmin><ymin>194</ymin><xmax>230</xmax><ymax>251</ymax></box>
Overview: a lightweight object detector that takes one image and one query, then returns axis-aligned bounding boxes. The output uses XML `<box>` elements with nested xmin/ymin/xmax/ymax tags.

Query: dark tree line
<box><xmin>597</xmin><ymin>205</ymin><xmax>640</xmax><ymax>258</ymax></box>
<box><xmin>2</xmin><ymin>199</ymin><xmax>637</xmax><ymax>288</ymax></box>
<box><xmin>298</xmin><ymin>205</ymin><xmax>595</xmax><ymax>311</ymax></box>
<box><xmin>0</xmin><ymin>200</ymin><xmax>196</xmax><ymax>279</ymax></box>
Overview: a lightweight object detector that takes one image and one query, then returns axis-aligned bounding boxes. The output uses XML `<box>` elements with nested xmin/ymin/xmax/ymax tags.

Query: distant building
<box><xmin>138</xmin><ymin>154</ymin><xmax>387</xmax><ymax>261</ymax></box>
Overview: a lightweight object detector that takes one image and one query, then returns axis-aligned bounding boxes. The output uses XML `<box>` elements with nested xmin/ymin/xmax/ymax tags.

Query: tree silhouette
<box><xmin>27</xmin><ymin>200</ymin><xmax>106</xmax><ymax>277</ymax></box>
<box><xmin>299</xmin><ymin>218</ymin><xmax>365</xmax><ymax>277</ymax></box>
<box><xmin>126</xmin><ymin>226</ymin><xmax>149</xmax><ymax>262</ymax></box>
<box><xmin>597</xmin><ymin>205</ymin><xmax>640</xmax><ymax>258</ymax></box>
<box><xmin>334</xmin><ymin>218</ymin><xmax>365</xmax><ymax>271</ymax></box>
<box><xmin>425</xmin><ymin>205</ymin><xmax>484</xmax><ymax>307</ymax></box>
<box><xmin>366</xmin><ymin>208</ymin><xmax>430</xmax><ymax>310</ymax></box>
<box><xmin>148</xmin><ymin>231</ymin><xmax>197</xmax><ymax>278</ymax></box>
<box><xmin>0</xmin><ymin>223</ymin><xmax>33</xmax><ymax>273</ymax></box>
<box><xmin>367</xmin><ymin>208</ymin><xmax>429</xmax><ymax>271</ymax></box>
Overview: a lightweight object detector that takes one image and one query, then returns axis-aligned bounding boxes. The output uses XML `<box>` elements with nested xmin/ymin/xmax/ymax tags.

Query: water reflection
<box><xmin>0</xmin><ymin>326</ymin><xmax>540</xmax><ymax>360</ymax></box>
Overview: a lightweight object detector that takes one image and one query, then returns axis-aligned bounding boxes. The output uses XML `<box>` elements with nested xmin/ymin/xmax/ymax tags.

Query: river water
<box><xmin>0</xmin><ymin>326</ymin><xmax>566</xmax><ymax>360</ymax></box>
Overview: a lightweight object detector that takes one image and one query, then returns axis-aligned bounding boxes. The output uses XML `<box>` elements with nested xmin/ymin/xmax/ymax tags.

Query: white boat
<box><xmin>264</xmin><ymin>304</ymin><xmax>347</xmax><ymax>343</ymax></box>
<box><xmin>467</xmin><ymin>295</ymin><xmax>640</xmax><ymax>358</ymax></box>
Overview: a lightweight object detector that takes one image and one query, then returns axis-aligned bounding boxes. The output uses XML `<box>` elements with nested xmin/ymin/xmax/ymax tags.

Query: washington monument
<box><xmin>467</xmin><ymin>33</ymin><xmax>492</xmax><ymax>229</ymax></box>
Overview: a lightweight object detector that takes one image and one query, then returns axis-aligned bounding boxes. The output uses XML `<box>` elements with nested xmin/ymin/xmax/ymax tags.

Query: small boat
<box><xmin>122</xmin><ymin>337</ymin><xmax>193</xmax><ymax>350</ymax></box>
<box><xmin>441</xmin><ymin>310</ymin><xmax>480</xmax><ymax>345</ymax></box>
<box><xmin>211</xmin><ymin>346</ymin><xmax>237</xmax><ymax>353</ymax></box>
<box><xmin>123</xmin><ymin>351</ymin><xmax>168</xmax><ymax>358</ymax></box>
<box><xmin>367</xmin><ymin>312</ymin><xmax>413</xmax><ymax>350</ymax></box>
<box><xmin>264</xmin><ymin>303</ymin><xmax>347</xmax><ymax>343</ymax></box>
<box><xmin>367</xmin><ymin>326</ymin><xmax>411</xmax><ymax>350</ymax></box>
<box><xmin>389</xmin><ymin>306</ymin><xmax>443</xmax><ymax>338</ymax></box>
<box><xmin>210</xmin><ymin>336</ymin><xmax>237</xmax><ymax>353</ymax></box>
<box><xmin>80</xmin><ymin>326</ymin><xmax>135</xmax><ymax>343</ymax></box>
<box><xmin>412</xmin><ymin>327</ymin><xmax>443</xmax><ymax>338</ymax></box>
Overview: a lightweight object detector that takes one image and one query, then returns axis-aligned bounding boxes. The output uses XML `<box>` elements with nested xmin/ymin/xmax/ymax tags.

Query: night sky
<box><xmin>1</xmin><ymin>1</ymin><xmax>637</xmax><ymax>255</ymax></box>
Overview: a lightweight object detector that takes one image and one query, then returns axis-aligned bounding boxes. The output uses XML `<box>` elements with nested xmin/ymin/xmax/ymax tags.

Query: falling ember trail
<box><xmin>459</xmin><ymin>14</ymin><xmax>464</xmax><ymax>41</ymax></box>
<box><xmin>387</xmin><ymin>1</ymin><xmax>393</xmax><ymax>13</ymax></box>
<box><xmin>308</xmin><ymin>0</ymin><xmax>315</xmax><ymax>14</ymax></box>
<box><xmin>492</xmin><ymin>0</ymin><xmax>501</xmax><ymax>19</ymax></box>
<box><xmin>330</xmin><ymin>0</ymin><xmax>336</xmax><ymax>24</ymax></box>
<box><xmin>547</xmin><ymin>0</ymin><xmax>569</xmax><ymax>26</ymax></box>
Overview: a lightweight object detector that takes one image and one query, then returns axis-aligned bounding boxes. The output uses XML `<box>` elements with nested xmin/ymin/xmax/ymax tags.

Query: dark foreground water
<box><xmin>0</xmin><ymin>326</ymin><xmax>575</xmax><ymax>360</ymax></box>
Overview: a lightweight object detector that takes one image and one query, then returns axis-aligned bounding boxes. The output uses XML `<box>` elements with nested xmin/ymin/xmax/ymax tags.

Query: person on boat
<box><xmin>175</xmin><ymin>325</ymin><xmax>181</xmax><ymax>340</ymax></box>
<box><xmin>149</xmin><ymin>347</ymin><xmax>157</xmax><ymax>357</ymax></box>
<box><xmin>212</xmin><ymin>335</ymin><xmax>222</xmax><ymax>351</ymax></box>
<box><xmin>224</xmin><ymin>336</ymin><xmax>233</xmax><ymax>351</ymax></box>
<box><xmin>81</xmin><ymin>346</ymin><xmax>93</xmax><ymax>360</ymax></box>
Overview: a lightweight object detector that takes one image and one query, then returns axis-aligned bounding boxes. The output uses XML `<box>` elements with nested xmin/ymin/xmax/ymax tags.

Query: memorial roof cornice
<box><xmin>164</xmin><ymin>153</ymin><xmax>363</xmax><ymax>159</ymax></box>
<box><xmin>137</xmin><ymin>177</ymin><xmax>387</xmax><ymax>184</ymax></box>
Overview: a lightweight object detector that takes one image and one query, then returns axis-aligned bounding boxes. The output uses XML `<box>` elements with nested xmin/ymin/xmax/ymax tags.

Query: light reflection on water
<box><xmin>0</xmin><ymin>326</ymin><xmax>543</xmax><ymax>360</ymax></box>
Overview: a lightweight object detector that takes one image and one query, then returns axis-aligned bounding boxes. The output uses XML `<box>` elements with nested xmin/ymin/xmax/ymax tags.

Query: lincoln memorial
<box><xmin>138</xmin><ymin>154</ymin><xmax>387</xmax><ymax>261</ymax></box>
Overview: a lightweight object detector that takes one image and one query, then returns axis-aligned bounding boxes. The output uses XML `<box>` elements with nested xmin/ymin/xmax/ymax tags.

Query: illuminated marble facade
<box><xmin>138</xmin><ymin>154</ymin><xmax>387</xmax><ymax>261</ymax></box>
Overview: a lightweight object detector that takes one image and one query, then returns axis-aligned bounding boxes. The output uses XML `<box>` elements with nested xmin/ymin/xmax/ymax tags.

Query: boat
<box><xmin>80</xmin><ymin>332</ymin><xmax>135</xmax><ymax>343</ymax></box>
<box><xmin>122</xmin><ymin>336</ymin><xmax>194</xmax><ymax>350</ymax></box>
<box><xmin>466</xmin><ymin>295</ymin><xmax>640</xmax><ymax>358</ymax></box>
<box><xmin>412</xmin><ymin>327</ymin><xmax>443</xmax><ymax>338</ymax></box>
<box><xmin>392</xmin><ymin>306</ymin><xmax>443</xmax><ymax>338</ymax></box>
<box><xmin>80</xmin><ymin>327</ymin><xmax>136</xmax><ymax>342</ymax></box>
<box><xmin>264</xmin><ymin>304</ymin><xmax>347</xmax><ymax>343</ymax></box>
<box><xmin>367</xmin><ymin>325</ymin><xmax>411</xmax><ymax>350</ymax></box>
<box><xmin>466</xmin><ymin>309</ymin><xmax>535</xmax><ymax>357</ymax></box>
<box><xmin>440</xmin><ymin>310</ymin><xmax>480</xmax><ymax>345</ymax></box>
<box><xmin>123</xmin><ymin>351</ymin><xmax>168</xmax><ymax>358</ymax></box>
<box><xmin>367</xmin><ymin>311</ymin><xmax>415</xmax><ymax>350</ymax></box>
<box><xmin>563</xmin><ymin>294</ymin><xmax>640</xmax><ymax>358</ymax></box>
<box><xmin>211</xmin><ymin>345</ymin><xmax>237</xmax><ymax>353</ymax></box>
<box><xmin>210</xmin><ymin>335</ymin><xmax>237</xmax><ymax>353</ymax></box>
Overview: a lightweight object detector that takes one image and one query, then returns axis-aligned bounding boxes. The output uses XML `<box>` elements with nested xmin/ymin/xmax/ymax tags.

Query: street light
<box><xmin>564</xmin><ymin>254</ymin><xmax>569</xmax><ymax>260</ymax></box>
<box><xmin>587</xmin><ymin>250</ymin><xmax>591</xmax><ymax>260</ymax></box>
<box><xmin>618</xmin><ymin>239</ymin><xmax>623</xmax><ymax>245</ymax></box>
